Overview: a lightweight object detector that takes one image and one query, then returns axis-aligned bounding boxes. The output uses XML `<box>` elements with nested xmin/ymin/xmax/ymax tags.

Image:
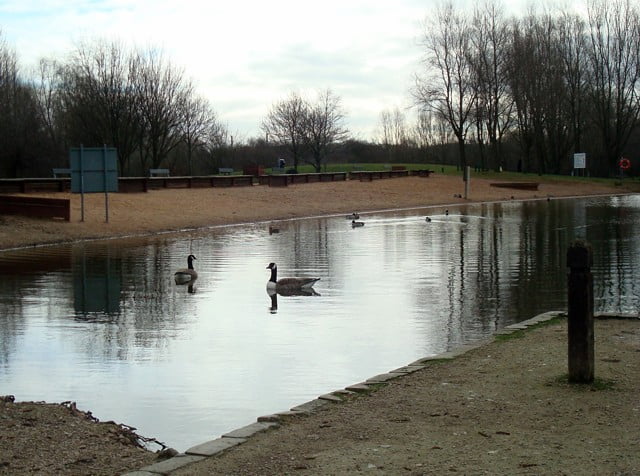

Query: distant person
<box><xmin>278</xmin><ymin>158</ymin><xmax>285</xmax><ymax>168</ymax></box>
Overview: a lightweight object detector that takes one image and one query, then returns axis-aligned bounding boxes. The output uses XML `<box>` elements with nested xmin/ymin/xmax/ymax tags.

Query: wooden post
<box><xmin>566</xmin><ymin>240</ymin><xmax>594</xmax><ymax>383</ymax></box>
<box><xmin>463</xmin><ymin>166</ymin><xmax>470</xmax><ymax>199</ymax></box>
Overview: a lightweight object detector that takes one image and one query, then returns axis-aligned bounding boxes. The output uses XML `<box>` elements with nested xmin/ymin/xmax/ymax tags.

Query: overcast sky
<box><xmin>2</xmin><ymin>0</ymin><xmax>577</xmax><ymax>141</ymax></box>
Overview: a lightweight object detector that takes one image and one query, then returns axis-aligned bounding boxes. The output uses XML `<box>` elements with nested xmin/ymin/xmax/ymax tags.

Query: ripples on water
<box><xmin>0</xmin><ymin>195</ymin><xmax>638</xmax><ymax>450</ymax></box>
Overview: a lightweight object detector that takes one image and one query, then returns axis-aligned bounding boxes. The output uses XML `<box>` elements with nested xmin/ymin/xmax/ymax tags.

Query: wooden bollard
<box><xmin>566</xmin><ymin>240</ymin><xmax>594</xmax><ymax>383</ymax></box>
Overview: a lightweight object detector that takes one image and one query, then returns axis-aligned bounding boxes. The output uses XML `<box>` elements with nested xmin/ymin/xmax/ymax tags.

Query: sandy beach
<box><xmin>0</xmin><ymin>173</ymin><xmax>638</xmax><ymax>475</ymax></box>
<box><xmin>0</xmin><ymin>174</ymin><xmax>625</xmax><ymax>251</ymax></box>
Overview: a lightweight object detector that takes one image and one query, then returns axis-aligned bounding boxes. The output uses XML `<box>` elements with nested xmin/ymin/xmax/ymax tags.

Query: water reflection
<box><xmin>0</xmin><ymin>195</ymin><xmax>638</xmax><ymax>451</ymax></box>
<box><xmin>266</xmin><ymin>288</ymin><xmax>320</xmax><ymax>314</ymax></box>
<box><xmin>73</xmin><ymin>248</ymin><xmax>121</xmax><ymax>316</ymax></box>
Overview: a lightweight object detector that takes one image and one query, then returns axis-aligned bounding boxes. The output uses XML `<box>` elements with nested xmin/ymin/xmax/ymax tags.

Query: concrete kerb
<box><xmin>122</xmin><ymin>310</ymin><xmax>567</xmax><ymax>476</ymax></box>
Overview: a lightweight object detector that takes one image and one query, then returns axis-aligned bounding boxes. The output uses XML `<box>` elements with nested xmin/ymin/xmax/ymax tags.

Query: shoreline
<box><xmin>0</xmin><ymin>192</ymin><xmax>624</xmax><ymax>254</ymax></box>
<box><xmin>0</xmin><ymin>174</ymin><xmax>632</xmax><ymax>252</ymax></box>
<box><xmin>152</xmin><ymin>312</ymin><xmax>639</xmax><ymax>475</ymax></box>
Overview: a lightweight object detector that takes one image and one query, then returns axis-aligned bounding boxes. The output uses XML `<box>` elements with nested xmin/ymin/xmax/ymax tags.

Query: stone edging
<box><xmin>122</xmin><ymin>310</ymin><xmax>637</xmax><ymax>475</ymax></box>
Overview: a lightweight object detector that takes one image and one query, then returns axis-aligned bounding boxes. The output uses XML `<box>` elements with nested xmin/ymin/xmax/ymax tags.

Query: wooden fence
<box><xmin>0</xmin><ymin>175</ymin><xmax>255</xmax><ymax>194</ymax></box>
<box><xmin>490</xmin><ymin>182</ymin><xmax>539</xmax><ymax>191</ymax></box>
<box><xmin>0</xmin><ymin>195</ymin><xmax>70</xmax><ymax>221</ymax></box>
<box><xmin>257</xmin><ymin>172</ymin><xmax>348</xmax><ymax>186</ymax></box>
<box><xmin>348</xmin><ymin>170</ymin><xmax>410</xmax><ymax>181</ymax></box>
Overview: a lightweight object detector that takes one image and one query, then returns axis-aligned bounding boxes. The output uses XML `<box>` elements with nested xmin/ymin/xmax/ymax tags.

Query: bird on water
<box><xmin>174</xmin><ymin>254</ymin><xmax>198</xmax><ymax>284</ymax></box>
<box><xmin>266</xmin><ymin>262</ymin><xmax>320</xmax><ymax>292</ymax></box>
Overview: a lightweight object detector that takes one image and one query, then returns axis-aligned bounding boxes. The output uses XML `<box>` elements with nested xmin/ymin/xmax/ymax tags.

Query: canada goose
<box><xmin>269</xmin><ymin>225</ymin><xmax>280</xmax><ymax>234</ymax></box>
<box><xmin>425</xmin><ymin>216</ymin><xmax>432</xmax><ymax>222</ymax></box>
<box><xmin>266</xmin><ymin>262</ymin><xmax>320</xmax><ymax>292</ymax></box>
<box><xmin>445</xmin><ymin>209</ymin><xmax>449</xmax><ymax>216</ymax></box>
<box><xmin>174</xmin><ymin>254</ymin><xmax>197</xmax><ymax>284</ymax></box>
<box><xmin>351</xmin><ymin>220</ymin><xmax>365</xmax><ymax>227</ymax></box>
<box><xmin>346</xmin><ymin>212</ymin><xmax>360</xmax><ymax>219</ymax></box>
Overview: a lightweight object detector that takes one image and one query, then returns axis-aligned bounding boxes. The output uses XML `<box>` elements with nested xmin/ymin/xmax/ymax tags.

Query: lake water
<box><xmin>0</xmin><ymin>195</ymin><xmax>638</xmax><ymax>451</ymax></box>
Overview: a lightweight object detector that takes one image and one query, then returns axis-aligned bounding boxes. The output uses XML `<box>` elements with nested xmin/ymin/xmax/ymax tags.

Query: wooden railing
<box><xmin>490</xmin><ymin>182</ymin><xmax>539</xmax><ymax>191</ymax></box>
<box><xmin>348</xmin><ymin>170</ymin><xmax>410</xmax><ymax>181</ymax></box>
<box><xmin>0</xmin><ymin>175</ymin><xmax>255</xmax><ymax>194</ymax></box>
<box><xmin>258</xmin><ymin>172</ymin><xmax>348</xmax><ymax>186</ymax></box>
<box><xmin>0</xmin><ymin>195</ymin><xmax>70</xmax><ymax>221</ymax></box>
<box><xmin>0</xmin><ymin>178</ymin><xmax>70</xmax><ymax>193</ymax></box>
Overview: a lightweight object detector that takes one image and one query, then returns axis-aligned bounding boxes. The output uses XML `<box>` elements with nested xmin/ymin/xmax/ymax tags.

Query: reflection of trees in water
<box><xmin>69</xmin><ymin>242</ymin><xmax>197</xmax><ymax>361</ymax></box>
<box><xmin>412</xmin><ymin>198</ymin><xmax>640</xmax><ymax>353</ymax></box>
<box><xmin>0</xmin><ymin>245</ymin><xmax>74</xmax><ymax>367</ymax></box>
<box><xmin>0</xmin><ymin>239</ymin><xmax>201</xmax><ymax>365</ymax></box>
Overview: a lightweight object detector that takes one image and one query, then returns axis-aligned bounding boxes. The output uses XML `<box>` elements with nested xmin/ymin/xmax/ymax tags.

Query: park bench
<box><xmin>52</xmin><ymin>168</ymin><xmax>72</xmax><ymax>178</ymax></box>
<box><xmin>149</xmin><ymin>168</ymin><xmax>170</xmax><ymax>177</ymax></box>
<box><xmin>218</xmin><ymin>168</ymin><xmax>234</xmax><ymax>175</ymax></box>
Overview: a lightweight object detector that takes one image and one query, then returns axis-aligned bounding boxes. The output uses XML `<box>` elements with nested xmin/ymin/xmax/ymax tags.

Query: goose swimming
<box><xmin>346</xmin><ymin>212</ymin><xmax>360</xmax><ymax>219</ymax></box>
<box><xmin>266</xmin><ymin>262</ymin><xmax>320</xmax><ymax>292</ymax></box>
<box><xmin>351</xmin><ymin>220</ymin><xmax>365</xmax><ymax>227</ymax></box>
<box><xmin>174</xmin><ymin>254</ymin><xmax>197</xmax><ymax>284</ymax></box>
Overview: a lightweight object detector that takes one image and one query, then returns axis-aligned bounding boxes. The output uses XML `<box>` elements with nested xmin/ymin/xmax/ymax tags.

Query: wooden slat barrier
<box><xmin>126</xmin><ymin>175</ymin><xmax>255</xmax><ymax>191</ymax></box>
<box><xmin>0</xmin><ymin>195</ymin><xmax>70</xmax><ymax>221</ymax></box>
<box><xmin>0</xmin><ymin>178</ymin><xmax>70</xmax><ymax>193</ymax></box>
<box><xmin>349</xmin><ymin>170</ymin><xmax>411</xmax><ymax>181</ymax></box>
<box><xmin>490</xmin><ymin>182</ymin><xmax>539</xmax><ymax>191</ymax></box>
<box><xmin>267</xmin><ymin>175</ymin><xmax>289</xmax><ymax>187</ymax></box>
<box><xmin>410</xmin><ymin>169</ymin><xmax>434</xmax><ymax>177</ymax></box>
<box><xmin>260</xmin><ymin>172</ymin><xmax>348</xmax><ymax>186</ymax></box>
<box><xmin>0</xmin><ymin>171</ymin><xmax>361</xmax><ymax>194</ymax></box>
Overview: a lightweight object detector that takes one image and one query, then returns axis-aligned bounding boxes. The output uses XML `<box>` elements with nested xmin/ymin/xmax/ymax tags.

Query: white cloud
<box><xmin>0</xmin><ymin>0</ymin><xmax>589</xmax><ymax>140</ymax></box>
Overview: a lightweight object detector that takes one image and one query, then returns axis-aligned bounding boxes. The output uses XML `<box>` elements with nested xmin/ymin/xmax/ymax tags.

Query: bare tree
<box><xmin>301</xmin><ymin>89</ymin><xmax>349</xmax><ymax>172</ymax></box>
<box><xmin>33</xmin><ymin>59</ymin><xmax>66</xmax><ymax>157</ymax></box>
<box><xmin>179</xmin><ymin>94</ymin><xmax>218</xmax><ymax>175</ymax></box>
<box><xmin>135</xmin><ymin>48</ymin><xmax>191</xmax><ymax>170</ymax></box>
<box><xmin>201</xmin><ymin>119</ymin><xmax>230</xmax><ymax>173</ymax></box>
<box><xmin>414</xmin><ymin>1</ymin><xmax>476</xmax><ymax>169</ymax></box>
<box><xmin>469</xmin><ymin>0</ymin><xmax>513</xmax><ymax>171</ymax></box>
<box><xmin>586</xmin><ymin>0</ymin><xmax>640</xmax><ymax>173</ymax></box>
<box><xmin>59</xmin><ymin>39</ymin><xmax>141</xmax><ymax>174</ymax></box>
<box><xmin>261</xmin><ymin>91</ymin><xmax>307</xmax><ymax>171</ymax></box>
<box><xmin>557</xmin><ymin>11</ymin><xmax>589</xmax><ymax>157</ymax></box>
<box><xmin>0</xmin><ymin>32</ymin><xmax>43</xmax><ymax>177</ymax></box>
<box><xmin>376</xmin><ymin>107</ymin><xmax>409</xmax><ymax>161</ymax></box>
<box><xmin>506</xmin><ymin>11</ymin><xmax>575</xmax><ymax>174</ymax></box>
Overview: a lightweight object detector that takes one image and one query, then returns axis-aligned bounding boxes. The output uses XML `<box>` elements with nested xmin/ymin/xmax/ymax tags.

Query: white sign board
<box><xmin>573</xmin><ymin>153</ymin><xmax>586</xmax><ymax>169</ymax></box>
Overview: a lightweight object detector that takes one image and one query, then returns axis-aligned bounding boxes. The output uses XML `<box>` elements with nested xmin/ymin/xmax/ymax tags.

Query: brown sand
<box><xmin>0</xmin><ymin>174</ymin><xmax>626</xmax><ymax>250</ymax></box>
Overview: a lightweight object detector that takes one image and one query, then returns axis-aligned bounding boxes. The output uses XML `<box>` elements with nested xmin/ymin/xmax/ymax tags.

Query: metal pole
<box><xmin>103</xmin><ymin>144</ymin><xmax>109</xmax><ymax>223</ymax></box>
<box><xmin>80</xmin><ymin>144</ymin><xmax>85</xmax><ymax>222</ymax></box>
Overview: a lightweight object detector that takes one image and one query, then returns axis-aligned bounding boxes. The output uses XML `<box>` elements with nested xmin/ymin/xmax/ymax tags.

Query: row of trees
<box><xmin>1</xmin><ymin>0</ymin><xmax>639</xmax><ymax>178</ymax></box>
<box><xmin>261</xmin><ymin>90</ymin><xmax>349</xmax><ymax>172</ymax></box>
<box><xmin>412</xmin><ymin>0</ymin><xmax>640</xmax><ymax>176</ymax></box>
<box><xmin>0</xmin><ymin>36</ymin><xmax>228</xmax><ymax>177</ymax></box>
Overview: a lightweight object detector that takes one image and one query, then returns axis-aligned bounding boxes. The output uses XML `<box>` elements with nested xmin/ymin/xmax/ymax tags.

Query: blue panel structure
<box><xmin>70</xmin><ymin>147</ymin><xmax>118</xmax><ymax>193</ymax></box>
